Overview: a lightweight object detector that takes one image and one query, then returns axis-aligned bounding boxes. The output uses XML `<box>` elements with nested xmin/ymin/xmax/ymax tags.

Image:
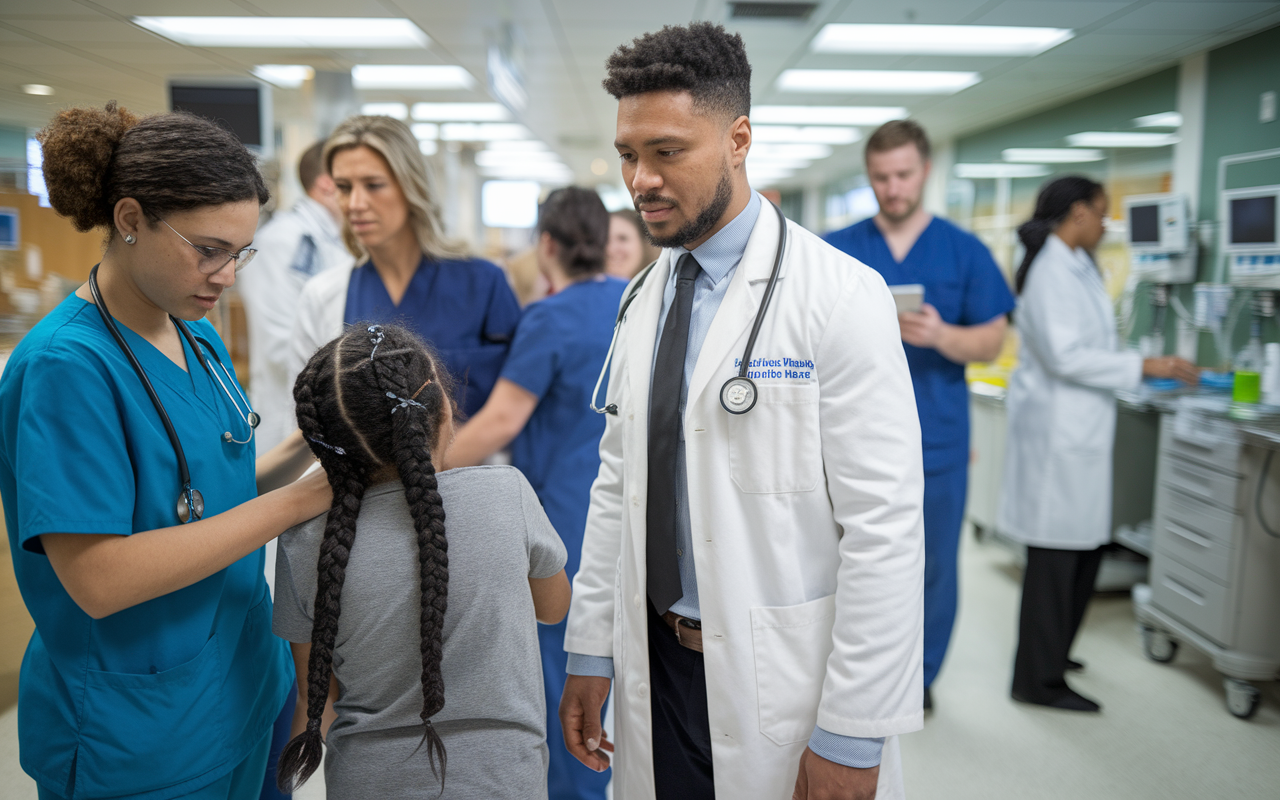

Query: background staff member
<box><xmin>238</xmin><ymin>141</ymin><xmax>352</xmax><ymax>454</ymax></box>
<box><xmin>999</xmin><ymin>176</ymin><xmax>1197</xmax><ymax>712</ymax></box>
<box><xmin>824</xmin><ymin>121</ymin><xmax>1015</xmax><ymax>711</ymax></box>
<box><xmin>559</xmin><ymin>23</ymin><xmax>924</xmax><ymax>800</ymax></box>
<box><xmin>0</xmin><ymin>103</ymin><xmax>330</xmax><ymax>799</ymax></box>
<box><xmin>447</xmin><ymin>187</ymin><xmax>626</xmax><ymax>800</ymax></box>
<box><xmin>289</xmin><ymin>115</ymin><xmax>521</xmax><ymax>420</ymax></box>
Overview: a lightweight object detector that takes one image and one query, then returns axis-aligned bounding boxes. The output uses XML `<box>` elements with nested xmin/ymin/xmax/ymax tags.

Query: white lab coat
<box><xmin>565</xmin><ymin>205</ymin><xmax>925</xmax><ymax>799</ymax></box>
<box><xmin>237</xmin><ymin>198</ymin><xmax>351</xmax><ymax>452</ymax></box>
<box><xmin>998</xmin><ymin>234</ymin><xmax>1143</xmax><ymax>550</ymax></box>
<box><xmin>288</xmin><ymin>264</ymin><xmax>355</xmax><ymax>398</ymax></box>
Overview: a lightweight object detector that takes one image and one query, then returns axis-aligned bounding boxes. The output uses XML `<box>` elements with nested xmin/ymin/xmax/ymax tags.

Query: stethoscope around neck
<box><xmin>88</xmin><ymin>265</ymin><xmax>260</xmax><ymax>523</ymax></box>
<box><xmin>590</xmin><ymin>198</ymin><xmax>788</xmax><ymax>417</ymax></box>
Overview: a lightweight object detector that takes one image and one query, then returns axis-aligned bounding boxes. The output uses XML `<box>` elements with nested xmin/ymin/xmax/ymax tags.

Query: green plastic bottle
<box><xmin>1233</xmin><ymin>322</ymin><xmax>1264</xmax><ymax>404</ymax></box>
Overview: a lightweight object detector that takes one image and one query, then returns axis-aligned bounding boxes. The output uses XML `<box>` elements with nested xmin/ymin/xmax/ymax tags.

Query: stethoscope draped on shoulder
<box><xmin>591</xmin><ymin>199</ymin><xmax>787</xmax><ymax>417</ymax></box>
<box><xmin>89</xmin><ymin>265</ymin><xmax>259</xmax><ymax>524</ymax></box>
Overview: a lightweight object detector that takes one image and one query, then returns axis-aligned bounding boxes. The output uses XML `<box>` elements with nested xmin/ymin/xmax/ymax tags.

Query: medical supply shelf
<box><xmin>1134</xmin><ymin>405</ymin><xmax>1280</xmax><ymax>720</ymax></box>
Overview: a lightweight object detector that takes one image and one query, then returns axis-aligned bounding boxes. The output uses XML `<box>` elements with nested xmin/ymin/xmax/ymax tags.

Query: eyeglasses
<box><xmin>158</xmin><ymin>218</ymin><xmax>257</xmax><ymax>273</ymax></box>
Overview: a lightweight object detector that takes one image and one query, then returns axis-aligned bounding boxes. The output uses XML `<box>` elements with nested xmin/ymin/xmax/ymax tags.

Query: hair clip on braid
<box><xmin>368</xmin><ymin>325</ymin><xmax>386</xmax><ymax>360</ymax></box>
<box><xmin>307</xmin><ymin>435</ymin><xmax>346</xmax><ymax>456</ymax></box>
<box><xmin>386</xmin><ymin>391</ymin><xmax>425</xmax><ymax>414</ymax></box>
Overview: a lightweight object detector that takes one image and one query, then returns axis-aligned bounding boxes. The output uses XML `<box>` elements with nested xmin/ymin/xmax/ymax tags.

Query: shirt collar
<box><xmin>295</xmin><ymin>196</ymin><xmax>343</xmax><ymax>242</ymax></box>
<box><xmin>669</xmin><ymin>190</ymin><xmax>763</xmax><ymax>286</ymax></box>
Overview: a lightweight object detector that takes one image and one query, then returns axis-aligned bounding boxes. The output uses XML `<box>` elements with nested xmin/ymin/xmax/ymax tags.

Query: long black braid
<box><xmin>277</xmin><ymin>324</ymin><xmax>454</xmax><ymax>792</ymax></box>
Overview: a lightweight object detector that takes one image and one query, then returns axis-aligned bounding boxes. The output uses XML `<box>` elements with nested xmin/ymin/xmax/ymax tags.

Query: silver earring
<box><xmin>123</xmin><ymin>234</ymin><xmax>136</xmax><ymax>244</ymax></box>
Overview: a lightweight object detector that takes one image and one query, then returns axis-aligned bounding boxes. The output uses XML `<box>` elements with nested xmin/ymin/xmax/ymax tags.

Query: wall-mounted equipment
<box><xmin>168</xmin><ymin>78</ymin><xmax>273</xmax><ymax>157</ymax></box>
<box><xmin>1225</xmin><ymin>184</ymin><xmax>1280</xmax><ymax>288</ymax></box>
<box><xmin>0</xmin><ymin>208</ymin><xmax>18</xmax><ymax>251</ymax></box>
<box><xmin>1124</xmin><ymin>193</ymin><xmax>1196</xmax><ymax>283</ymax></box>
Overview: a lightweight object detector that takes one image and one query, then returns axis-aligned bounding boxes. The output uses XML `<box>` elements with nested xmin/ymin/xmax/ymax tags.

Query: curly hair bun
<box><xmin>37</xmin><ymin>102</ymin><xmax>140</xmax><ymax>232</ymax></box>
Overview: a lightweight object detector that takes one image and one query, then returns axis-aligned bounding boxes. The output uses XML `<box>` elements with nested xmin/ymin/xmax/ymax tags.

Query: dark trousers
<box><xmin>647</xmin><ymin>602</ymin><xmax>715</xmax><ymax>800</ymax></box>
<box><xmin>922</xmin><ymin>463</ymin><xmax>968</xmax><ymax>687</ymax></box>
<box><xmin>1012</xmin><ymin>545</ymin><xmax>1104</xmax><ymax>700</ymax></box>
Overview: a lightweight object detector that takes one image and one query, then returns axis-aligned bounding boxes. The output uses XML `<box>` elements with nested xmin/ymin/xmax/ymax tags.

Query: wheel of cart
<box><xmin>1223</xmin><ymin>678</ymin><xmax>1261</xmax><ymax>720</ymax></box>
<box><xmin>1140</xmin><ymin>624</ymin><xmax>1179</xmax><ymax>663</ymax></box>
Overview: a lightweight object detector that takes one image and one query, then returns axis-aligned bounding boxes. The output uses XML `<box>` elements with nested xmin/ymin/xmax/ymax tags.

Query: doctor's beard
<box><xmin>635</xmin><ymin>162</ymin><xmax>733</xmax><ymax>249</ymax></box>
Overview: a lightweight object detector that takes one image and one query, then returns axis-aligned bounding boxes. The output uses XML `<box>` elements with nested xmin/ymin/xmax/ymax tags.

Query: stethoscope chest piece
<box><xmin>246</xmin><ymin>411</ymin><xmax>261</xmax><ymax>429</ymax></box>
<box><xmin>720</xmin><ymin>376</ymin><xmax>758</xmax><ymax>415</ymax></box>
<box><xmin>177</xmin><ymin>487</ymin><xmax>205</xmax><ymax>524</ymax></box>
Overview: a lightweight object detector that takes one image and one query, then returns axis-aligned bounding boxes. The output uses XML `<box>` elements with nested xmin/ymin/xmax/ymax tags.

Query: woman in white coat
<box><xmin>998</xmin><ymin>176</ymin><xmax>1198</xmax><ymax>711</ymax></box>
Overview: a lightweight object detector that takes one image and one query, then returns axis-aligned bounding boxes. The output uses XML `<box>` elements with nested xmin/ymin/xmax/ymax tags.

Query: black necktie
<box><xmin>647</xmin><ymin>253</ymin><xmax>700</xmax><ymax>614</ymax></box>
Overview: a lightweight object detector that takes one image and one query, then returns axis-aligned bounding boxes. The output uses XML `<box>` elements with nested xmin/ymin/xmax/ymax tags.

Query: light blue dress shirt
<box><xmin>566</xmin><ymin>192</ymin><xmax>883</xmax><ymax>769</ymax></box>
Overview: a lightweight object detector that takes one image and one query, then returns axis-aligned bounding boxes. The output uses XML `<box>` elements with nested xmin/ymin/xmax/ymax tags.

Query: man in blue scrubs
<box><xmin>825</xmin><ymin>120</ymin><xmax>1015</xmax><ymax>711</ymax></box>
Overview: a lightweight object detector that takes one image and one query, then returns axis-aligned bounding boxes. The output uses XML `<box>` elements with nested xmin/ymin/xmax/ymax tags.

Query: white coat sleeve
<box><xmin>285</xmin><ymin>276</ymin><xmax>333</xmax><ymax>428</ymax></box>
<box><xmin>815</xmin><ymin>267</ymin><xmax>925</xmax><ymax>738</ymax></box>
<box><xmin>563</xmin><ymin>341</ymin><xmax>627</xmax><ymax>659</ymax></box>
<box><xmin>238</xmin><ymin>220</ymin><xmax>300</xmax><ymax>376</ymax></box>
<box><xmin>1019</xmin><ymin>257</ymin><xmax>1143</xmax><ymax>392</ymax></box>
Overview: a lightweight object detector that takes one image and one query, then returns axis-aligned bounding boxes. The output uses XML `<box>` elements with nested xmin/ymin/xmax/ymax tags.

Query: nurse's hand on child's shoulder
<box><xmin>283</xmin><ymin>465</ymin><xmax>333</xmax><ymax>527</ymax></box>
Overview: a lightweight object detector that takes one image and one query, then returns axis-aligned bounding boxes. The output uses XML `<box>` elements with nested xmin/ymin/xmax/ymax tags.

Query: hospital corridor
<box><xmin>0</xmin><ymin>1</ymin><xmax>1278</xmax><ymax>799</ymax></box>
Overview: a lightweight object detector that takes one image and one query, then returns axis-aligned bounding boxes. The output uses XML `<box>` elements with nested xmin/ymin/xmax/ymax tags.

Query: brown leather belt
<box><xmin>661</xmin><ymin>611</ymin><xmax>703</xmax><ymax>653</ymax></box>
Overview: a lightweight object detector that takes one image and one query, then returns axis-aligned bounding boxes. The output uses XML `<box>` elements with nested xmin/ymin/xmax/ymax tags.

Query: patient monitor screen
<box><xmin>1230</xmin><ymin>195</ymin><xmax>1277</xmax><ymax>245</ymax></box>
<box><xmin>1129</xmin><ymin>204</ymin><xmax>1160</xmax><ymax>244</ymax></box>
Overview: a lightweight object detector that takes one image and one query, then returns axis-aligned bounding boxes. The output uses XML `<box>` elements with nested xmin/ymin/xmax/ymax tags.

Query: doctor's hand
<box><xmin>792</xmin><ymin>747</ymin><xmax>879</xmax><ymax>800</ymax></box>
<box><xmin>1143</xmin><ymin>356</ymin><xmax>1200</xmax><ymax>385</ymax></box>
<box><xmin>897</xmin><ymin>303</ymin><xmax>946</xmax><ymax>350</ymax></box>
<box><xmin>559</xmin><ymin>674</ymin><xmax>614</xmax><ymax>772</ymax></box>
<box><xmin>280</xmin><ymin>466</ymin><xmax>334</xmax><ymax>528</ymax></box>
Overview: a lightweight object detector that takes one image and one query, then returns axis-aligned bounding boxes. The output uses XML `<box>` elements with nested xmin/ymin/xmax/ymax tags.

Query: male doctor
<box><xmin>560</xmin><ymin>23</ymin><xmax>924</xmax><ymax>800</ymax></box>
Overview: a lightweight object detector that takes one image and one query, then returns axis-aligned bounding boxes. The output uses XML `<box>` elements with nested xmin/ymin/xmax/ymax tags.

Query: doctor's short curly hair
<box><xmin>602</xmin><ymin>21</ymin><xmax>752</xmax><ymax>123</ymax></box>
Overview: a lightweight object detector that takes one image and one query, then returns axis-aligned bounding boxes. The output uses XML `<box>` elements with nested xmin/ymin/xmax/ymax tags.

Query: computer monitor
<box><xmin>1225</xmin><ymin>190</ymin><xmax>1279</xmax><ymax>252</ymax></box>
<box><xmin>1124</xmin><ymin>194</ymin><xmax>1189</xmax><ymax>254</ymax></box>
<box><xmin>168</xmin><ymin>79</ymin><xmax>273</xmax><ymax>156</ymax></box>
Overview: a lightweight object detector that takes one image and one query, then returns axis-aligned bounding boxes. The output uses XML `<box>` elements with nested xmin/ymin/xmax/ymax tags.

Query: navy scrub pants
<box><xmin>922</xmin><ymin>463</ymin><xmax>969</xmax><ymax>689</ymax></box>
<box><xmin>541</xmin><ymin>618</ymin><xmax>611</xmax><ymax>800</ymax></box>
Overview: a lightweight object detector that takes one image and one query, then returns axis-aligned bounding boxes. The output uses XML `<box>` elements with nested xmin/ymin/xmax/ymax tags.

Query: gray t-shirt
<box><xmin>274</xmin><ymin>465</ymin><xmax>567</xmax><ymax>800</ymax></box>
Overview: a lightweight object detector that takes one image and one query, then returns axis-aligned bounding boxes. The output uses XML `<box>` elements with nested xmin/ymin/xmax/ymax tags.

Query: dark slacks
<box><xmin>1012</xmin><ymin>545</ymin><xmax>1104</xmax><ymax>701</ymax></box>
<box><xmin>647</xmin><ymin>601</ymin><xmax>715</xmax><ymax>800</ymax></box>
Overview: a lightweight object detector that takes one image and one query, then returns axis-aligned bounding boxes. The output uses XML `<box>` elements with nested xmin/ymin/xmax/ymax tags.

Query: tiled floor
<box><xmin>3</xmin><ymin>530</ymin><xmax>1278</xmax><ymax>798</ymax></box>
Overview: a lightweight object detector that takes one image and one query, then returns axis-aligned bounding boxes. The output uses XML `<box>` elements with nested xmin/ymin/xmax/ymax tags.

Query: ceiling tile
<box><xmin>4</xmin><ymin>19</ymin><xmax>169</xmax><ymax>44</ymax></box>
<box><xmin>832</xmin><ymin>0</ymin><xmax>999</xmax><ymax>24</ymax></box>
<box><xmin>1104</xmin><ymin>1</ymin><xmax>1278</xmax><ymax>32</ymax></box>
<box><xmin>974</xmin><ymin>1</ymin><xmax>1137</xmax><ymax>29</ymax></box>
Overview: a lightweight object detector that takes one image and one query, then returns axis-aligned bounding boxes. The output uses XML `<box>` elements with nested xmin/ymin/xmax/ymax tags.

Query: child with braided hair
<box><xmin>272</xmin><ymin>323</ymin><xmax>571</xmax><ymax>798</ymax></box>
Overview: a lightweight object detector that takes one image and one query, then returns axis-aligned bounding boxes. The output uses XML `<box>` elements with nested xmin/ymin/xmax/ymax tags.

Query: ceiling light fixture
<box><xmin>1066</xmin><ymin>132</ymin><xmax>1180</xmax><ymax>148</ymax></box>
<box><xmin>752</xmin><ymin>105</ymin><xmax>906</xmax><ymax>126</ymax></box>
<box><xmin>812</xmin><ymin>24</ymin><xmax>1072</xmax><ymax>56</ymax></box>
<box><xmin>750</xmin><ymin>143</ymin><xmax>833</xmax><ymax>160</ymax></box>
<box><xmin>1002</xmin><ymin>148</ymin><xmax>1105</xmax><ymax>163</ymax></box>
<box><xmin>752</xmin><ymin>126</ymin><xmax>862</xmax><ymax>145</ymax></box>
<box><xmin>440</xmin><ymin>123</ymin><xmax>531</xmax><ymax>142</ymax></box>
<box><xmin>21</xmin><ymin>84</ymin><xmax>54</xmax><ymax>96</ymax></box>
<box><xmin>1132</xmin><ymin>112</ymin><xmax>1182</xmax><ymax>129</ymax></box>
<box><xmin>412</xmin><ymin>103</ymin><xmax>510</xmax><ymax>122</ymax></box>
<box><xmin>954</xmin><ymin>163</ymin><xmax>1050</xmax><ymax>179</ymax></box>
<box><xmin>352</xmin><ymin>65</ymin><xmax>473</xmax><ymax>90</ymax></box>
<box><xmin>486</xmin><ymin>140</ymin><xmax>550</xmax><ymax>152</ymax></box>
<box><xmin>252</xmin><ymin>65</ymin><xmax>313</xmax><ymax>88</ymax></box>
<box><xmin>419</xmin><ymin>140</ymin><xmax>438</xmax><ymax>156</ymax></box>
<box><xmin>361</xmin><ymin>102</ymin><xmax>409</xmax><ymax>120</ymax></box>
<box><xmin>133</xmin><ymin>17</ymin><xmax>429</xmax><ymax>48</ymax></box>
<box><xmin>410</xmin><ymin>123</ymin><xmax>439</xmax><ymax>140</ymax></box>
<box><xmin>778</xmin><ymin>69</ymin><xmax>980</xmax><ymax>94</ymax></box>
<box><xmin>474</xmin><ymin>150</ymin><xmax>565</xmax><ymax>167</ymax></box>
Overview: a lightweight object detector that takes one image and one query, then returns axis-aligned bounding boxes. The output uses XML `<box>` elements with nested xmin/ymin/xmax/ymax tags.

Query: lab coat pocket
<box><xmin>750</xmin><ymin>593</ymin><xmax>837</xmax><ymax>746</ymax></box>
<box><xmin>729</xmin><ymin>383</ymin><xmax>820</xmax><ymax>493</ymax></box>
<box><xmin>77</xmin><ymin>634</ymin><xmax>228</xmax><ymax>796</ymax></box>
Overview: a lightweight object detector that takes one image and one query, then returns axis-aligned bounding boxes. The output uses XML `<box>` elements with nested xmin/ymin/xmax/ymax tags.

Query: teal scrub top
<box><xmin>0</xmin><ymin>294</ymin><xmax>293</xmax><ymax>799</ymax></box>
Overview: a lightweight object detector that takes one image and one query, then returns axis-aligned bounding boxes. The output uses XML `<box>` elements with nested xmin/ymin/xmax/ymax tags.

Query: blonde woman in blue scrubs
<box><xmin>0</xmin><ymin>105</ymin><xmax>330</xmax><ymax>798</ymax></box>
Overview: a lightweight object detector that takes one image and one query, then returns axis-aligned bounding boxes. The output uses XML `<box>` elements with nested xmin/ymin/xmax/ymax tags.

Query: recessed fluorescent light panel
<box><xmin>486</xmin><ymin>140</ymin><xmax>550</xmax><ymax>152</ymax></box>
<box><xmin>753</xmin><ymin>126</ymin><xmax>862</xmax><ymax>145</ymax></box>
<box><xmin>474</xmin><ymin>150</ymin><xmax>564</xmax><ymax>167</ymax></box>
<box><xmin>751</xmin><ymin>143</ymin><xmax>833</xmax><ymax>160</ymax></box>
<box><xmin>1132</xmin><ymin>112</ymin><xmax>1182</xmax><ymax>128</ymax></box>
<box><xmin>410</xmin><ymin>123</ymin><xmax>439</xmax><ymax>140</ymax></box>
<box><xmin>134</xmin><ymin>17</ymin><xmax>429</xmax><ymax>48</ymax></box>
<box><xmin>482</xmin><ymin>181</ymin><xmax>541</xmax><ymax>228</ymax></box>
<box><xmin>753</xmin><ymin>106</ymin><xmax>906</xmax><ymax>126</ymax></box>
<box><xmin>252</xmin><ymin>65</ymin><xmax>313</xmax><ymax>88</ymax></box>
<box><xmin>812</xmin><ymin>24</ymin><xmax>1072</xmax><ymax>56</ymax></box>
<box><xmin>1003</xmin><ymin>148</ymin><xmax>1104</xmax><ymax>163</ymax></box>
<box><xmin>352</xmin><ymin>66</ymin><xmax>473</xmax><ymax>90</ymax></box>
<box><xmin>419</xmin><ymin>140</ymin><xmax>438</xmax><ymax>156</ymax></box>
<box><xmin>362</xmin><ymin>102</ymin><xmax>409</xmax><ymax>120</ymax></box>
<box><xmin>480</xmin><ymin>165</ymin><xmax>573</xmax><ymax>183</ymax></box>
<box><xmin>955</xmin><ymin>163</ymin><xmax>1050</xmax><ymax>179</ymax></box>
<box><xmin>441</xmin><ymin>123</ymin><xmax>531</xmax><ymax>142</ymax></box>
<box><xmin>745</xmin><ymin>157</ymin><xmax>813</xmax><ymax>171</ymax></box>
<box><xmin>1066</xmin><ymin>132</ymin><xmax>1180</xmax><ymax>148</ymax></box>
<box><xmin>778</xmin><ymin>70</ymin><xmax>980</xmax><ymax>94</ymax></box>
<box><xmin>412</xmin><ymin>103</ymin><xmax>510</xmax><ymax>122</ymax></box>
<box><xmin>22</xmin><ymin>84</ymin><xmax>54</xmax><ymax>96</ymax></box>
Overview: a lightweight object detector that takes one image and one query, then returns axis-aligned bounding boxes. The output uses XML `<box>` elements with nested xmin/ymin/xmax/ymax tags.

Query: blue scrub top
<box><xmin>825</xmin><ymin>217</ymin><xmax>1015</xmax><ymax>474</ymax></box>
<box><xmin>0</xmin><ymin>294</ymin><xmax>292</xmax><ymax>799</ymax></box>
<box><xmin>501</xmin><ymin>275</ymin><xmax>627</xmax><ymax>578</ymax></box>
<box><xmin>343</xmin><ymin>255</ymin><xmax>521</xmax><ymax>419</ymax></box>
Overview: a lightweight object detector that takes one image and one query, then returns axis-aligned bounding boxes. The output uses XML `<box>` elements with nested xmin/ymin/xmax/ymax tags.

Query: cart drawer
<box><xmin>1157</xmin><ymin>487</ymin><xmax>1239</xmax><ymax>545</ymax></box>
<box><xmin>1150</xmin><ymin>555</ymin><xmax>1231</xmax><ymax>646</ymax></box>
<box><xmin>1160</xmin><ymin>454</ymin><xmax>1239</xmax><ymax>511</ymax></box>
<box><xmin>1161</xmin><ymin>418</ymin><xmax>1241</xmax><ymax>475</ymax></box>
<box><xmin>1153</xmin><ymin>515</ymin><xmax>1235</xmax><ymax>584</ymax></box>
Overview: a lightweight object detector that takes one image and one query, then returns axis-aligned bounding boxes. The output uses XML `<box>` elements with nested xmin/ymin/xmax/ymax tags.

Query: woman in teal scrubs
<box><xmin>447</xmin><ymin>187</ymin><xmax>626</xmax><ymax>800</ymax></box>
<box><xmin>0</xmin><ymin>104</ymin><xmax>330</xmax><ymax>799</ymax></box>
